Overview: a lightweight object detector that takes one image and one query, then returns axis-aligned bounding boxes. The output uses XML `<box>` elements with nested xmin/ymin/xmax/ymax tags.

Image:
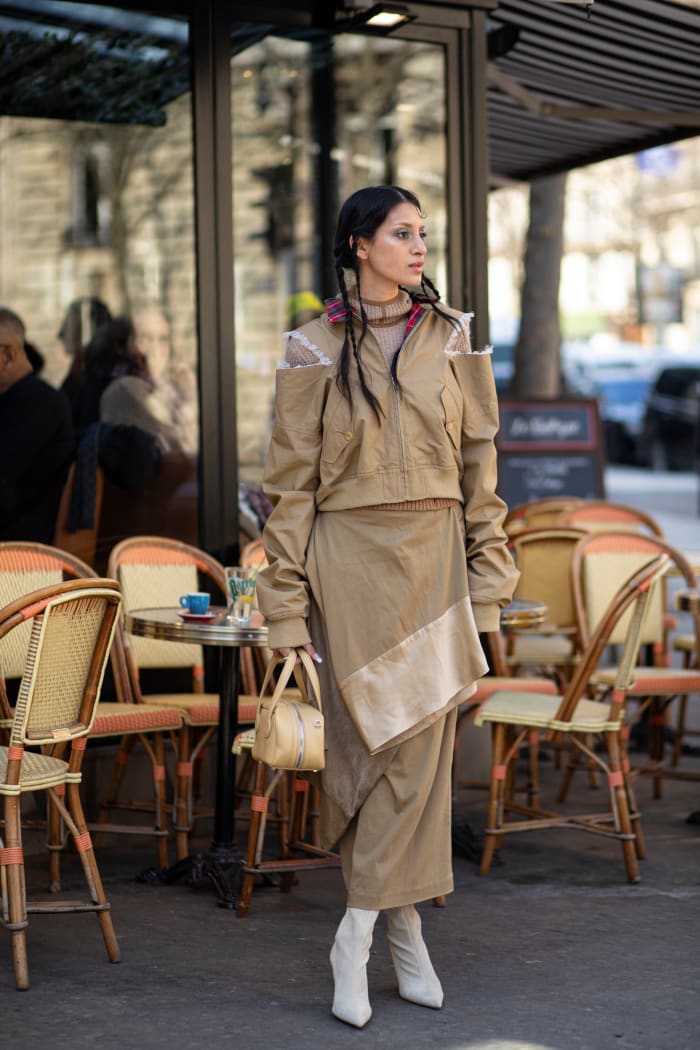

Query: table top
<box><xmin>126</xmin><ymin>600</ymin><xmax>547</xmax><ymax>646</ymax></box>
<box><xmin>499</xmin><ymin>598</ymin><xmax>548</xmax><ymax>629</ymax></box>
<box><xmin>125</xmin><ymin>607</ymin><xmax>270</xmax><ymax>647</ymax></box>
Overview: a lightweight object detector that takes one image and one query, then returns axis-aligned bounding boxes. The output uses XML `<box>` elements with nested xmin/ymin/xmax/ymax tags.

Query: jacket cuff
<box><xmin>471</xmin><ymin>602</ymin><xmax>501</xmax><ymax>632</ymax></box>
<box><xmin>266</xmin><ymin>617</ymin><xmax>312</xmax><ymax>650</ymax></box>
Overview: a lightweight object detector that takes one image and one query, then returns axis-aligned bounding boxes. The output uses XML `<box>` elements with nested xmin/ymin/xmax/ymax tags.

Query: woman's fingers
<box><xmin>302</xmin><ymin>642</ymin><xmax>323</xmax><ymax>664</ymax></box>
<box><xmin>271</xmin><ymin>643</ymin><xmax>322</xmax><ymax>664</ymax></box>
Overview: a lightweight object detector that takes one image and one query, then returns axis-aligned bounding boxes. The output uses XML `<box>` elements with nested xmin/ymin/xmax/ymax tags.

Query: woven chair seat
<box><xmin>591</xmin><ymin>666</ymin><xmax>700</xmax><ymax>695</ymax></box>
<box><xmin>475</xmin><ymin>690</ymin><xmax>621</xmax><ymax>733</ymax></box>
<box><xmin>471</xmin><ymin>676</ymin><xmax>558</xmax><ymax>702</ymax></box>
<box><xmin>90</xmin><ymin>702</ymin><xmax>183</xmax><ymax>737</ymax></box>
<box><xmin>143</xmin><ymin>692</ymin><xmax>259</xmax><ymax>726</ymax></box>
<box><xmin>0</xmin><ymin>746</ymin><xmax>81</xmax><ymax>796</ymax></box>
<box><xmin>672</xmin><ymin>634</ymin><xmax>695</xmax><ymax>654</ymax></box>
<box><xmin>507</xmin><ymin>632</ymin><xmax>575</xmax><ymax>665</ymax></box>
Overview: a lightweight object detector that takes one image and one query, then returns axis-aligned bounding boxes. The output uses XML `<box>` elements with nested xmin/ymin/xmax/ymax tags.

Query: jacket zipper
<box><xmin>389</xmin><ymin>311</ymin><xmax>427</xmax><ymax>501</ymax></box>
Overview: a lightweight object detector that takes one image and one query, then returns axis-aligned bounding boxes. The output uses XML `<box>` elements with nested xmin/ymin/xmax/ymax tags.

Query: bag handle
<box><xmin>258</xmin><ymin>648</ymin><xmax>323</xmax><ymax>716</ymax></box>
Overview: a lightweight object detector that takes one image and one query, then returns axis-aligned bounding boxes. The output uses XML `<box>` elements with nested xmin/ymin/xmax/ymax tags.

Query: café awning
<box><xmin>487</xmin><ymin>0</ymin><xmax>700</xmax><ymax>182</ymax></box>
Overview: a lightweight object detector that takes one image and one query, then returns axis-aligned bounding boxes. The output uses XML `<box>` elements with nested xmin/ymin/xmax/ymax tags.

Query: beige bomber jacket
<box><xmin>257</xmin><ymin>302</ymin><xmax>519</xmax><ymax>649</ymax></box>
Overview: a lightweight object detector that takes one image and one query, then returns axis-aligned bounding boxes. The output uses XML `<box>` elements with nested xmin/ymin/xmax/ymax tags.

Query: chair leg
<box><xmin>3</xmin><ymin>795</ymin><xmax>30</xmax><ymax>989</ymax></box>
<box><xmin>98</xmin><ymin>735</ymin><xmax>136</xmax><ymax>828</ymax></box>
<box><xmin>606</xmin><ymin>733</ymin><xmax>640</xmax><ymax>884</ymax></box>
<box><xmin>282</xmin><ymin>778</ymin><xmax>309</xmax><ymax>892</ymax></box>
<box><xmin>556</xmin><ymin>738</ymin><xmax>586</xmax><ymax>803</ymax></box>
<box><xmin>670</xmin><ymin>694</ymin><xmax>689</xmax><ymax>768</ymax></box>
<box><xmin>527</xmin><ymin>729</ymin><xmax>540</xmax><ymax>807</ymax></box>
<box><xmin>649</xmin><ymin>699</ymin><xmax>666</xmax><ymax>800</ymax></box>
<box><xmin>47</xmin><ymin>786</ymin><xmax>65</xmax><ymax>893</ymax></box>
<box><xmin>480</xmin><ymin>722</ymin><xmax>507</xmax><ymax>876</ymax></box>
<box><xmin>151</xmin><ymin>733</ymin><xmax>170</xmax><ymax>870</ymax></box>
<box><xmin>174</xmin><ymin>724</ymin><xmax>192</xmax><ymax>861</ymax></box>
<box><xmin>65</xmin><ymin>784</ymin><xmax>120</xmax><ymax>963</ymax></box>
<box><xmin>236</xmin><ymin>761</ymin><xmax>268</xmax><ymax>918</ymax></box>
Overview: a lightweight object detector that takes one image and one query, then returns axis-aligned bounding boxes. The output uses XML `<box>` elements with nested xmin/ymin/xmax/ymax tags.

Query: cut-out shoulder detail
<box><xmin>444</xmin><ymin>312</ymin><xmax>474</xmax><ymax>357</ymax></box>
<box><xmin>278</xmin><ymin>329</ymin><xmax>333</xmax><ymax>369</ymax></box>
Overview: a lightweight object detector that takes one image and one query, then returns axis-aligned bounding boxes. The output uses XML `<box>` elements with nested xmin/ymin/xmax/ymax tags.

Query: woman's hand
<box><xmin>272</xmin><ymin>642</ymin><xmax>323</xmax><ymax>664</ymax></box>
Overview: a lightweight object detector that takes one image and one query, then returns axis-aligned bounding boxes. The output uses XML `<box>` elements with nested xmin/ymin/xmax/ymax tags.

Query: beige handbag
<box><xmin>252</xmin><ymin>648</ymin><xmax>325</xmax><ymax>771</ymax></box>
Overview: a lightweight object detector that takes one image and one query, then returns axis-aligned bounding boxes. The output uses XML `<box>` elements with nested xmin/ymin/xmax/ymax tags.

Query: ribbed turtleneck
<box><xmin>349</xmin><ymin>290</ymin><xmax>413</xmax><ymax>368</ymax></box>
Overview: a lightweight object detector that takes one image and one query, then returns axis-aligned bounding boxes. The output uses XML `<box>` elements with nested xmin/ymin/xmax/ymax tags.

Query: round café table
<box><xmin>125</xmin><ymin>605</ymin><xmax>269</xmax><ymax>908</ymax></box>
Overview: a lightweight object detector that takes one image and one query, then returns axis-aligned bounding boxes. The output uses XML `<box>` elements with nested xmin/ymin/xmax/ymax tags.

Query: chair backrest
<box><xmin>108</xmin><ymin>536</ymin><xmax>226</xmax><ymax>678</ymax></box>
<box><xmin>0</xmin><ymin>542</ymin><xmax>96</xmax><ymax>682</ymax></box>
<box><xmin>558</xmin><ymin>500</ymin><xmax>664</xmax><ymax>537</ymax></box>
<box><xmin>0</xmin><ymin>579</ymin><xmax>121</xmax><ymax>747</ymax></box>
<box><xmin>509</xmin><ymin>527</ymin><xmax>587</xmax><ymax>634</ymax></box>
<box><xmin>553</xmin><ymin>553</ymin><xmax>670</xmax><ymax>728</ymax></box>
<box><xmin>571</xmin><ymin>531</ymin><xmax>695</xmax><ymax>650</ymax></box>
<box><xmin>504</xmin><ymin>497</ymin><xmax>585</xmax><ymax>536</ymax></box>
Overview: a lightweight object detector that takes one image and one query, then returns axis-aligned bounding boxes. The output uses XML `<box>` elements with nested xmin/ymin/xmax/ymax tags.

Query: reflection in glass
<box><xmin>0</xmin><ymin>4</ymin><xmax>199</xmax><ymax>567</ymax></box>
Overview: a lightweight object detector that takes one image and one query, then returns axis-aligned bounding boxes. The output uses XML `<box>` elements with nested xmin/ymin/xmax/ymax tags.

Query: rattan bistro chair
<box><xmin>0</xmin><ymin>579</ymin><xmax>122</xmax><ymax>989</ymax></box>
<box><xmin>504</xmin><ymin>528</ymin><xmax>587</xmax><ymax>687</ymax></box>
<box><xmin>558</xmin><ymin>500</ymin><xmax>664</xmax><ymax>538</ymax></box>
<box><xmin>0</xmin><ymin>542</ymin><xmax>182</xmax><ymax>875</ymax></box>
<box><xmin>568</xmin><ymin>531</ymin><xmax>700</xmax><ymax>798</ymax></box>
<box><xmin>108</xmin><ymin>536</ymin><xmax>260</xmax><ymax>859</ymax></box>
<box><xmin>503</xmin><ymin>497</ymin><xmax>585</xmax><ymax>537</ymax></box>
<box><xmin>475</xmin><ymin>553</ymin><xmax>669</xmax><ymax>883</ymax></box>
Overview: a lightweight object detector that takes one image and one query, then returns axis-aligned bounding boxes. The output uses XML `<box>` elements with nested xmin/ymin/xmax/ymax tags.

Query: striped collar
<box><xmin>325</xmin><ymin>296</ymin><xmax>427</xmax><ymax>336</ymax></box>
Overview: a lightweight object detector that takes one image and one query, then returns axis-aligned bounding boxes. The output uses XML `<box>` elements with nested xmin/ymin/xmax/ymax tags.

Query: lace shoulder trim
<box><xmin>443</xmin><ymin>312</ymin><xmax>493</xmax><ymax>357</ymax></box>
<box><xmin>277</xmin><ymin>329</ymin><xmax>333</xmax><ymax>369</ymax></box>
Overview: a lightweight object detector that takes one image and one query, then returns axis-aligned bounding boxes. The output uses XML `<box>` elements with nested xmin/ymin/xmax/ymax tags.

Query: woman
<box><xmin>256</xmin><ymin>186</ymin><xmax>518</xmax><ymax>1028</ymax></box>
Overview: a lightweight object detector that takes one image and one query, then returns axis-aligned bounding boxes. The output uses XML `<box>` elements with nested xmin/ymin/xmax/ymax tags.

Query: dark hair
<box><xmin>333</xmin><ymin>185</ymin><xmax>451</xmax><ymax>421</ymax></box>
<box><xmin>59</xmin><ymin>297</ymin><xmax>112</xmax><ymax>385</ymax></box>
<box><xmin>83</xmin><ymin>316</ymin><xmax>141</xmax><ymax>394</ymax></box>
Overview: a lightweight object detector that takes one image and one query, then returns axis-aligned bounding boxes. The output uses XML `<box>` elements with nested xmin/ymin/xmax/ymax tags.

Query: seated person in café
<box><xmin>100</xmin><ymin>310</ymin><xmax>195</xmax><ymax>456</ymax></box>
<box><xmin>69</xmin><ymin>315</ymin><xmax>149</xmax><ymax>441</ymax></box>
<box><xmin>132</xmin><ymin>305</ymin><xmax>198</xmax><ymax>455</ymax></box>
<box><xmin>0</xmin><ymin>307</ymin><xmax>74</xmax><ymax>543</ymax></box>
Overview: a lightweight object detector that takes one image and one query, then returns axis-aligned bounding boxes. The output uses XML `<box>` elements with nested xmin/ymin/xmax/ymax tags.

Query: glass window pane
<box><xmin>0</xmin><ymin>4</ymin><xmax>198</xmax><ymax>568</ymax></box>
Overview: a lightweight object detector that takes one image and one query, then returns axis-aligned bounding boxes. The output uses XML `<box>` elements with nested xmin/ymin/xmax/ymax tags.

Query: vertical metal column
<box><xmin>191</xmin><ymin>1</ymin><xmax>239</xmax><ymax>564</ymax></box>
<box><xmin>311</xmin><ymin>36</ymin><xmax>340</xmax><ymax>301</ymax></box>
<box><xmin>465</xmin><ymin>7</ymin><xmax>491</xmax><ymax>350</ymax></box>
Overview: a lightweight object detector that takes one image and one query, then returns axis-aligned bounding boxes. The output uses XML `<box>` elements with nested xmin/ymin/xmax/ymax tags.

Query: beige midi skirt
<box><xmin>306</xmin><ymin>504</ymin><xmax>487</xmax><ymax>909</ymax></box>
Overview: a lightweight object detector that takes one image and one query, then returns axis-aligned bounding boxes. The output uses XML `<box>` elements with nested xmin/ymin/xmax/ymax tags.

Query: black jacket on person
<box><xmin>0</xmin><ymin>373</ymin><xmax>74</xmax><ymax>543</ymax></box>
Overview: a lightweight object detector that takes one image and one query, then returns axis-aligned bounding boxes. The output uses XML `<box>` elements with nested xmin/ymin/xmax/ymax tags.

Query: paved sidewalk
<box><xmin>2</xmin><ymin>466</ymin><xmax>699</xmax><ymax>1048</ymax></box>
<box><xmin>3</xmin><ymin>763</ymin><xmax>700</xmax><ymax>1050</ymax></box>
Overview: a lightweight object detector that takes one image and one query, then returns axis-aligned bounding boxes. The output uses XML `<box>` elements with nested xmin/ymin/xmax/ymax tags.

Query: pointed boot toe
<box><xmin>330</xmin><ymin>907</ymin><xmax>378</xmax><ymax>1028</ymax></box>
<box><xmin>386</xmin><ymin>905</ymin><xmax>443</xmax><ymax>1009</ymax></box>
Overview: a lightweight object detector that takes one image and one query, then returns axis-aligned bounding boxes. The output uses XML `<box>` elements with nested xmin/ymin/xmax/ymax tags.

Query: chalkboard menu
<box><xmin>496</xmin><ymin>399</ymin><xmax>605</xmax><ymax>507</ymax></box>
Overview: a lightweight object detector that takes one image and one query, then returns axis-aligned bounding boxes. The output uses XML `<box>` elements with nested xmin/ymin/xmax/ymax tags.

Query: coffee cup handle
<box><xmin>179</xmin><ymin>595</ymin><xmax>189</xmax><ymax>608</ymax></box>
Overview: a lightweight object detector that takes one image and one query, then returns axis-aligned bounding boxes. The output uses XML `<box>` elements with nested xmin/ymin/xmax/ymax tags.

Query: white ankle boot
<box><xmin>385</xmin><ymin>905</ymin><xmax>444</xmax><ymax>1009</ymax></box>
<box><xmin>330</xmin><ymin>907</ymin><xmax>379</xmax><ymax>1028</ymax></box>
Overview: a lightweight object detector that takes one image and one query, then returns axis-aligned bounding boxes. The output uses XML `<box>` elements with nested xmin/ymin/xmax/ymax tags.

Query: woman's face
<box><xmin>354</xmin><ymin>201</ymin><xmax>427</xmax><ymax>301</ymax></box>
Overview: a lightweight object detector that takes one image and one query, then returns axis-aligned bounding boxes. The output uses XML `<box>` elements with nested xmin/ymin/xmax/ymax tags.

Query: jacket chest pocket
<box><xmin>321</xmin><ymin>394</ymin><xmax>356</xmax><ymax>464</ymax></box>
<box><xmin>440</xmin><ymin>384</ymin><xmax>462</xmax><ymax>451</ymax></box>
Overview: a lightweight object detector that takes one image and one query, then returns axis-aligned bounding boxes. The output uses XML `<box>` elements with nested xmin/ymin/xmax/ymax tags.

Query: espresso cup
<box><xmin>179</xmin><ymin>592</ymin><xmax>210</xmax><ymax>615</ymax></box>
